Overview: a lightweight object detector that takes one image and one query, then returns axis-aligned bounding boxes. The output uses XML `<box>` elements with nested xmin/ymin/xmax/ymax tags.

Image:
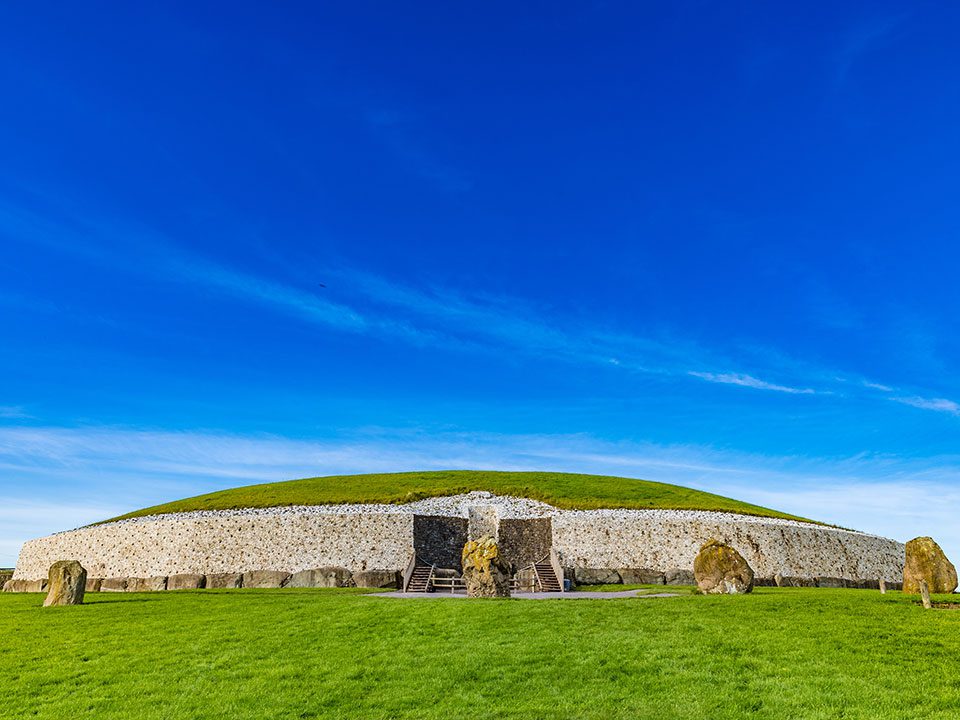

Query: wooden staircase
<box><xmin>534</xmin><ymin>559</ymin><xmax>562</xmax><ymax>592</ymax></box>
<box><xmin>405</xmin><ymin>564</ymin><xmax>435</xmax><ymax>593</ymax></box>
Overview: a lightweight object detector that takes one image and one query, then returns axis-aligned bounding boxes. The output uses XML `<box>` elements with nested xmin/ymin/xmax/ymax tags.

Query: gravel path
<box><xmin>374</xmin><ymin>589</ymin><xmax>680</xmax><ymax>600</ymax></box>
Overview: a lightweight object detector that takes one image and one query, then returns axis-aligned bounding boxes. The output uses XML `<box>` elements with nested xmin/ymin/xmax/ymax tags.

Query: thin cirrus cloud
<box><xmin>891</xmin><ymin>396</ymin><xmax>960</xmax><ymax>415</ymax></box>
<box><xmin>688</xmin><ymin>371</ymin><xmax>816</xmax><ymax>395</ymax></box>
<box><xmin>5</xmin><ymin>194</ymin><xmax>957</xmax><ymax>413</ymax></box>
<box><xmin>1</xmin><ymin>423</ymin><xmax>959</xmax><ymax>567</ymax></box>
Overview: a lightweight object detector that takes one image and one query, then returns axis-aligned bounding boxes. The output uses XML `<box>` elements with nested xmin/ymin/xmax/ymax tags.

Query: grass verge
<box><xmin>2</xmin><ymin>587</ymin><xmax>958</xmax><ymax>718</ymax></box>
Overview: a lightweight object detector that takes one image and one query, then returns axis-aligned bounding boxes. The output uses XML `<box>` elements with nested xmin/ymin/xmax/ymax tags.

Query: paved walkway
<box><xmin>375</xmin><ymin>589</ymin><xmax>679</xmax><ymax>600</ymax></box>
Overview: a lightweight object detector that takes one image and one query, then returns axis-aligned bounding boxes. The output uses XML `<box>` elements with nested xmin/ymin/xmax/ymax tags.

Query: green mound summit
<box><xmin>107</xmin><ymin>470</ymin><xmax>813</xmax><ymax>524</ymax></box>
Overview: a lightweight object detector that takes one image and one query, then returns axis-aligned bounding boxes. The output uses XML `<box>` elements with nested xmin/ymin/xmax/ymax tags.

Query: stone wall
<box><xmin>11</xmin><ymin>496</ymin><xmax>906</xmax><ymax>586</ymax></box>
<box><xmin>413</xmin><ymin>515</ymin><xmax>468</xmax><ymax>569</ymax></box>
<box><xmin>13</xmin><ymin>512</ymin><xmax>414</xmax><ymax>580</ymax></box>
<box><xmin>498</xmin><ymin>518</ymin><xmax>552</xmax><ymax>569</ymax></box>
<box><xmin>552</xmin><ymin>510</ymin><xmax>904</xmax><ymax>583</ymax></box>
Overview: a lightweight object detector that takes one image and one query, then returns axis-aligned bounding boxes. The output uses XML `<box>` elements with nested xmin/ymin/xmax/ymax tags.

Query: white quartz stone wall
<box><xmin>13</xmin><ymin>512</ymin><xmax>413</xmax><ymax>580</ymax></box>
<box><xmin>12</xmin><ymin>494</ymin><xmax>905</xmax><ymax>583</ymax></box>
<box><xmin>552</xmin><ymin>510</ymin><xmax>904</xmax><ymax>582</ymax></box>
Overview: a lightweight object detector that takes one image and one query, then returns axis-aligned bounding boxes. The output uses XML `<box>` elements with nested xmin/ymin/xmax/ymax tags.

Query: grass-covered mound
<box><xmin>106</xmin><ymin>470</ymin><xmax>813</xmax><ymax>523</ymax></box>
<box><xmin>3</xmin><ymin>587</ymin><xmax>959</xmax><ymax>718</ymax></box>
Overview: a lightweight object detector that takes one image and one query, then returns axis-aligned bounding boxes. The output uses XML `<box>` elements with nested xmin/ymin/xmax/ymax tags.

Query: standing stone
<box><xmin>903</xmin><ymin>537</ymin><xmax>958</xmax><ymax>595</ymax></box>
<box><xmin>693</xmin><ymin>539</ymin><xmax>754</xmax><ymax>595</ymax></box>
<box><xmin>879</xmin><ymin>579</ymin><xmax>887</xmax><ymax>594</ymax></box>
<box><xmin>43</xmin><ymin>560</ymin><xmax>87</xmax><ymax>607</ymax></box>
<box><xmin>461</xmin><ymin>537</ymin><xmax>511</xmax><ymax>598</ymax></box>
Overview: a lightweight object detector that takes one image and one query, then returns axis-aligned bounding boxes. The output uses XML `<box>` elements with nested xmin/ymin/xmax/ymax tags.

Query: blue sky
<box><xmin>2</xmin><ymin>2</ymin><xmax>960</xmax><ymax>566</ymax></box>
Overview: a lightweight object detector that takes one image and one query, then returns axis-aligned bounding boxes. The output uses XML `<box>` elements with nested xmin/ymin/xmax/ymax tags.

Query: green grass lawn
<box><xmin>2</xmin><ymin>587</ymin><xmax>958</xmax><ymax>719</ymax></box>
<box><xmin>105</xmin><ymin>470</ymin><xmax>813</xmax><ymax>523</ymax></box>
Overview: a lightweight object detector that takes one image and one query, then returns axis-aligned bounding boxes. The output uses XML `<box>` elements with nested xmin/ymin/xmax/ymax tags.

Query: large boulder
<box><xmin>100</xmin><ymin>578</ymin><xmax>128</xmax><ymax>592</ymax></box>
<box><xmin>618</xmin><ymin>568</ymin><xmax>666</xmax><ymax>585</ymax></box>
<box><xmin>693</xmin><ymin>539</ymin><xmax>754</xmax><ymax>595</ymax></box>
<box><xmin>167</xmin><ymin>574</ymin><xmax>205</xmax><ymax>591</ymax></box>
<box><xmin>126</xmin><ymin>577</ymin><xmax>167</xmax><ymax>592</ymax></box>
<box><xmin>3</xmin><ymin>579</ymin><xmax>46</xmax><ymax>593</ymax></box>
<box><xmin>288</xmin><ymin>567</ymin><xmax>354</xmax><ymax>588</ymax></box>
<box><xmin>242</xmin><ymin>570</ymin><xmax>290</xmax><ymax>589</ymax></box>
<box><xmin>353</xmin><ymin>570</ymin><xmax>399</xmax><ymax>589</ymax></box>
<box><xmin>573</xmin><ymin>568</ymin><xmax>621</xmax><ymax>586</ymax></box>
<box><xmin>43</xmin><ymin>560</ymin><xmax>87</xmax><ymax>607</ymax></box>
<box><xmin>665</xmin><ymin>568</ymin><xmax>696</xmax><ymax>586</ymax></box>
<box><xmin>461</xmin><ymin>537</ymin><xmax>511</xmax><ymax>598</ymax></box>
<box><xmin>903</xmin><ymin>536</ymin><xmax>958</xmax><ymax>594</ymax></box>
<box><xmin>206</xmin><ymin>573</ymin><xmax>243</xmax><ymax>589</ymax></box>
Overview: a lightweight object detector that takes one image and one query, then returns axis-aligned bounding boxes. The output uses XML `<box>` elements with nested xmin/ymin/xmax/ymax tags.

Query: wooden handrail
<box><xmin>549</xmin><ymin>549</ymin><xmax>565</xmax><ymax>593</ymax></box>
<box><xmin>402</xmin><ymin>553</ymin><xmax>417</xmax><ymax>592</ymax></box>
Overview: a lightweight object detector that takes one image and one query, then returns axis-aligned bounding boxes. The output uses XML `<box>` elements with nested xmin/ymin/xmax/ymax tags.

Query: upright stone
<box><xmin>43</xmin><ymin>560</ymin><xmax>87</xmax><ymax>607</ymax></box>
<box><xmin>903</xmin><ymin>536</ymin><xmax>958</xmax><ymax>595</ymax></box>
<box><xmin>693</xmin><ymin>539</ymin><xmax>754</xmax><ymax>595</ymax></box>
<box><xmin>461</xmin><ymin>536</ymin><xmax>511</xmax><ymax>598</ymax></box>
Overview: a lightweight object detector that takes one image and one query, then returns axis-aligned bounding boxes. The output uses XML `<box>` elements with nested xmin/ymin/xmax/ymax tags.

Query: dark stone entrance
<box><xmin>413</xmin><ymin>515</ymin><xmax>468</xmax><ymax>570</ymax></box>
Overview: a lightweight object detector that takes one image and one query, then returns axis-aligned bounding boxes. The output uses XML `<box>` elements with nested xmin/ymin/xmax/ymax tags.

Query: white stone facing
<box><xmin>12</xmin><ymin>493</ymin><xmax>905</xmax><ymax>583</ymax></box>
<box><xmin>14</xmin><ymin>512</ymin><xmax>413</xmax><ymax>580</ymax></box>
<box><xmin>552</xmin><ymin>510</ymin><xmax>904</xmax><ymax>583</ymax></box>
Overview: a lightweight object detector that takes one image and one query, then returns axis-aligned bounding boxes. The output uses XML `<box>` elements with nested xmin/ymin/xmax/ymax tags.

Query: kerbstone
<box><xmin>242</xmin><ymin>570</ymin><xmax>290</xmax><ymax>589</ymax></box>
<box><xmin>618</xmin><ymin>568</ymin><xmax>665</xmax><ymax>585</ymax></box>
<box><xmin>206</xmin><ymin>573</ymin><xmax>243</xmax><ymax>589</ymax></box>
<box><xmin>167</xmin><ymin>574</ymin><xmax>205</xmax><ymax>590</ymax></box>
<box><xmin>126</xmin><ymin>576</ymin><xmax>167</xmax><ymax>592</ymax></box>
<box><xmin>353</xmin><ymin>569</ymin><xmax>399</xmax><ymax>588</ymax></box>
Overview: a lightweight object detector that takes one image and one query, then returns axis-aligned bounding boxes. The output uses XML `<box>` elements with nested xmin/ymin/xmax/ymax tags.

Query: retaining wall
<box><xmin>553</xmin><ymin>511</ymin><xmax>904</xmax><ymax>583</ymax></box>
<box><xmin>13</xmin><ymin>512</ymin><xmax>414</xmax><ymax>580</ymax></box>
<box><xmin>11</xmin><ymin>499</ymin><xmax>906</xmax><ymax>585</ymax></box>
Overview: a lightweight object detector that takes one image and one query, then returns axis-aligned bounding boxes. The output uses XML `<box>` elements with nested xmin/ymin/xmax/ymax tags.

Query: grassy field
<box><xmin>2</xmin><ymin>587</ymin><xmax>958</xmax><ymax>719</ymax></box>
<box><xmin>106</xmin><ymin>470</ymin><xmax>813</xmax><ymax>523</ymax></box>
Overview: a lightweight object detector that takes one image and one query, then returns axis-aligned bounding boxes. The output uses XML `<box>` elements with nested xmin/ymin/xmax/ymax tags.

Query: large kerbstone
<box><xmin>167</xmin><ymin>574</ymin><xmax>205</xmax><ymax>590</ymax></box>
<box><xmin>665</xmin><ymin>569</ymin><xmax>696</xmax><ymax>586</ymax></box>
<box><xmin>461</xmin><ymin>537</ymin><xmax>511</xmax><ymax>598</ymax></box>
<box><xmin>288</xmin><ymin>567</ymin><xmax>353</xmax><ymax>588</ymax></box>
<box><xmin>242</xmin><ymin>570</ymin><xmax>290</xmax><ymax>589</ymax></box>
<box><xmin>903</xmin><ymin>536</ymin><xmax>958</xmax><ymax>594</ymax></box>
<box><xmin>353</xmin><ymin>569</ymin><xmax>399</xmax><ymax>589</ymax></box>
<box><xmin>618</xmin><ymin>568</ymin><xmax>665</xmax><ymax>585</ymax></box>
<box><xmin>694</xmin><ymin>539</ymin><xmax>754</xmax><ymax>595</ymax></box>
<box><xmin>126</xmin><ymin>576</ymin><xmax>167</xmax><ymax>592</ymax></box>
<box><xmin>43</xmin><ymin>561</ymin><xmax>87</xmax><ymax>606</ymax></box>
<box><xmin>573</xmin><ymin>568</ymin><xmax>621</xmax><ymax>586</ymax></box>
<box><xmin>4</xmin><ymin>579</ymin><xmax>46</xmax><ymax>592</ymax></box>
<box><xmin>85</xmin><ymin>578</ymin><xmax>103</xmax><ymax>593</ymax></box>
<box><xmin>206</xmin><ymin>573</ymin><xmax>243</xmax><ymax>589</ymax></box>
<box><xmin>100</xmin><ymin>578</ymin><xmax>128</xmax><ymax>592</ymax></box>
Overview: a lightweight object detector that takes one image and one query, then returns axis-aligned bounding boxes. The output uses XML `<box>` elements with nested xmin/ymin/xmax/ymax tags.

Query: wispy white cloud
<box><xmin>2</xmin><ymin>424</ymin><xmax>960</xmax><ymax>567</ymax></box>
<box><xmin>892</xmin><ymin>396</ymin><xmax>960</xmax><ymax>416</ymax></box>
<box><xmin>688</xmin><ymin>371</ymin><xmax>815</xmax><ymax>395</ymax></box>
<box><xmin>0</xmin><ymin>406</ymin><xmax>29</xmax><ymax>419</ymax></box>
<box><xmin>863</xmin><ymin>381</ymin><xmax>894</xmax><ymax>392</ymax></box>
